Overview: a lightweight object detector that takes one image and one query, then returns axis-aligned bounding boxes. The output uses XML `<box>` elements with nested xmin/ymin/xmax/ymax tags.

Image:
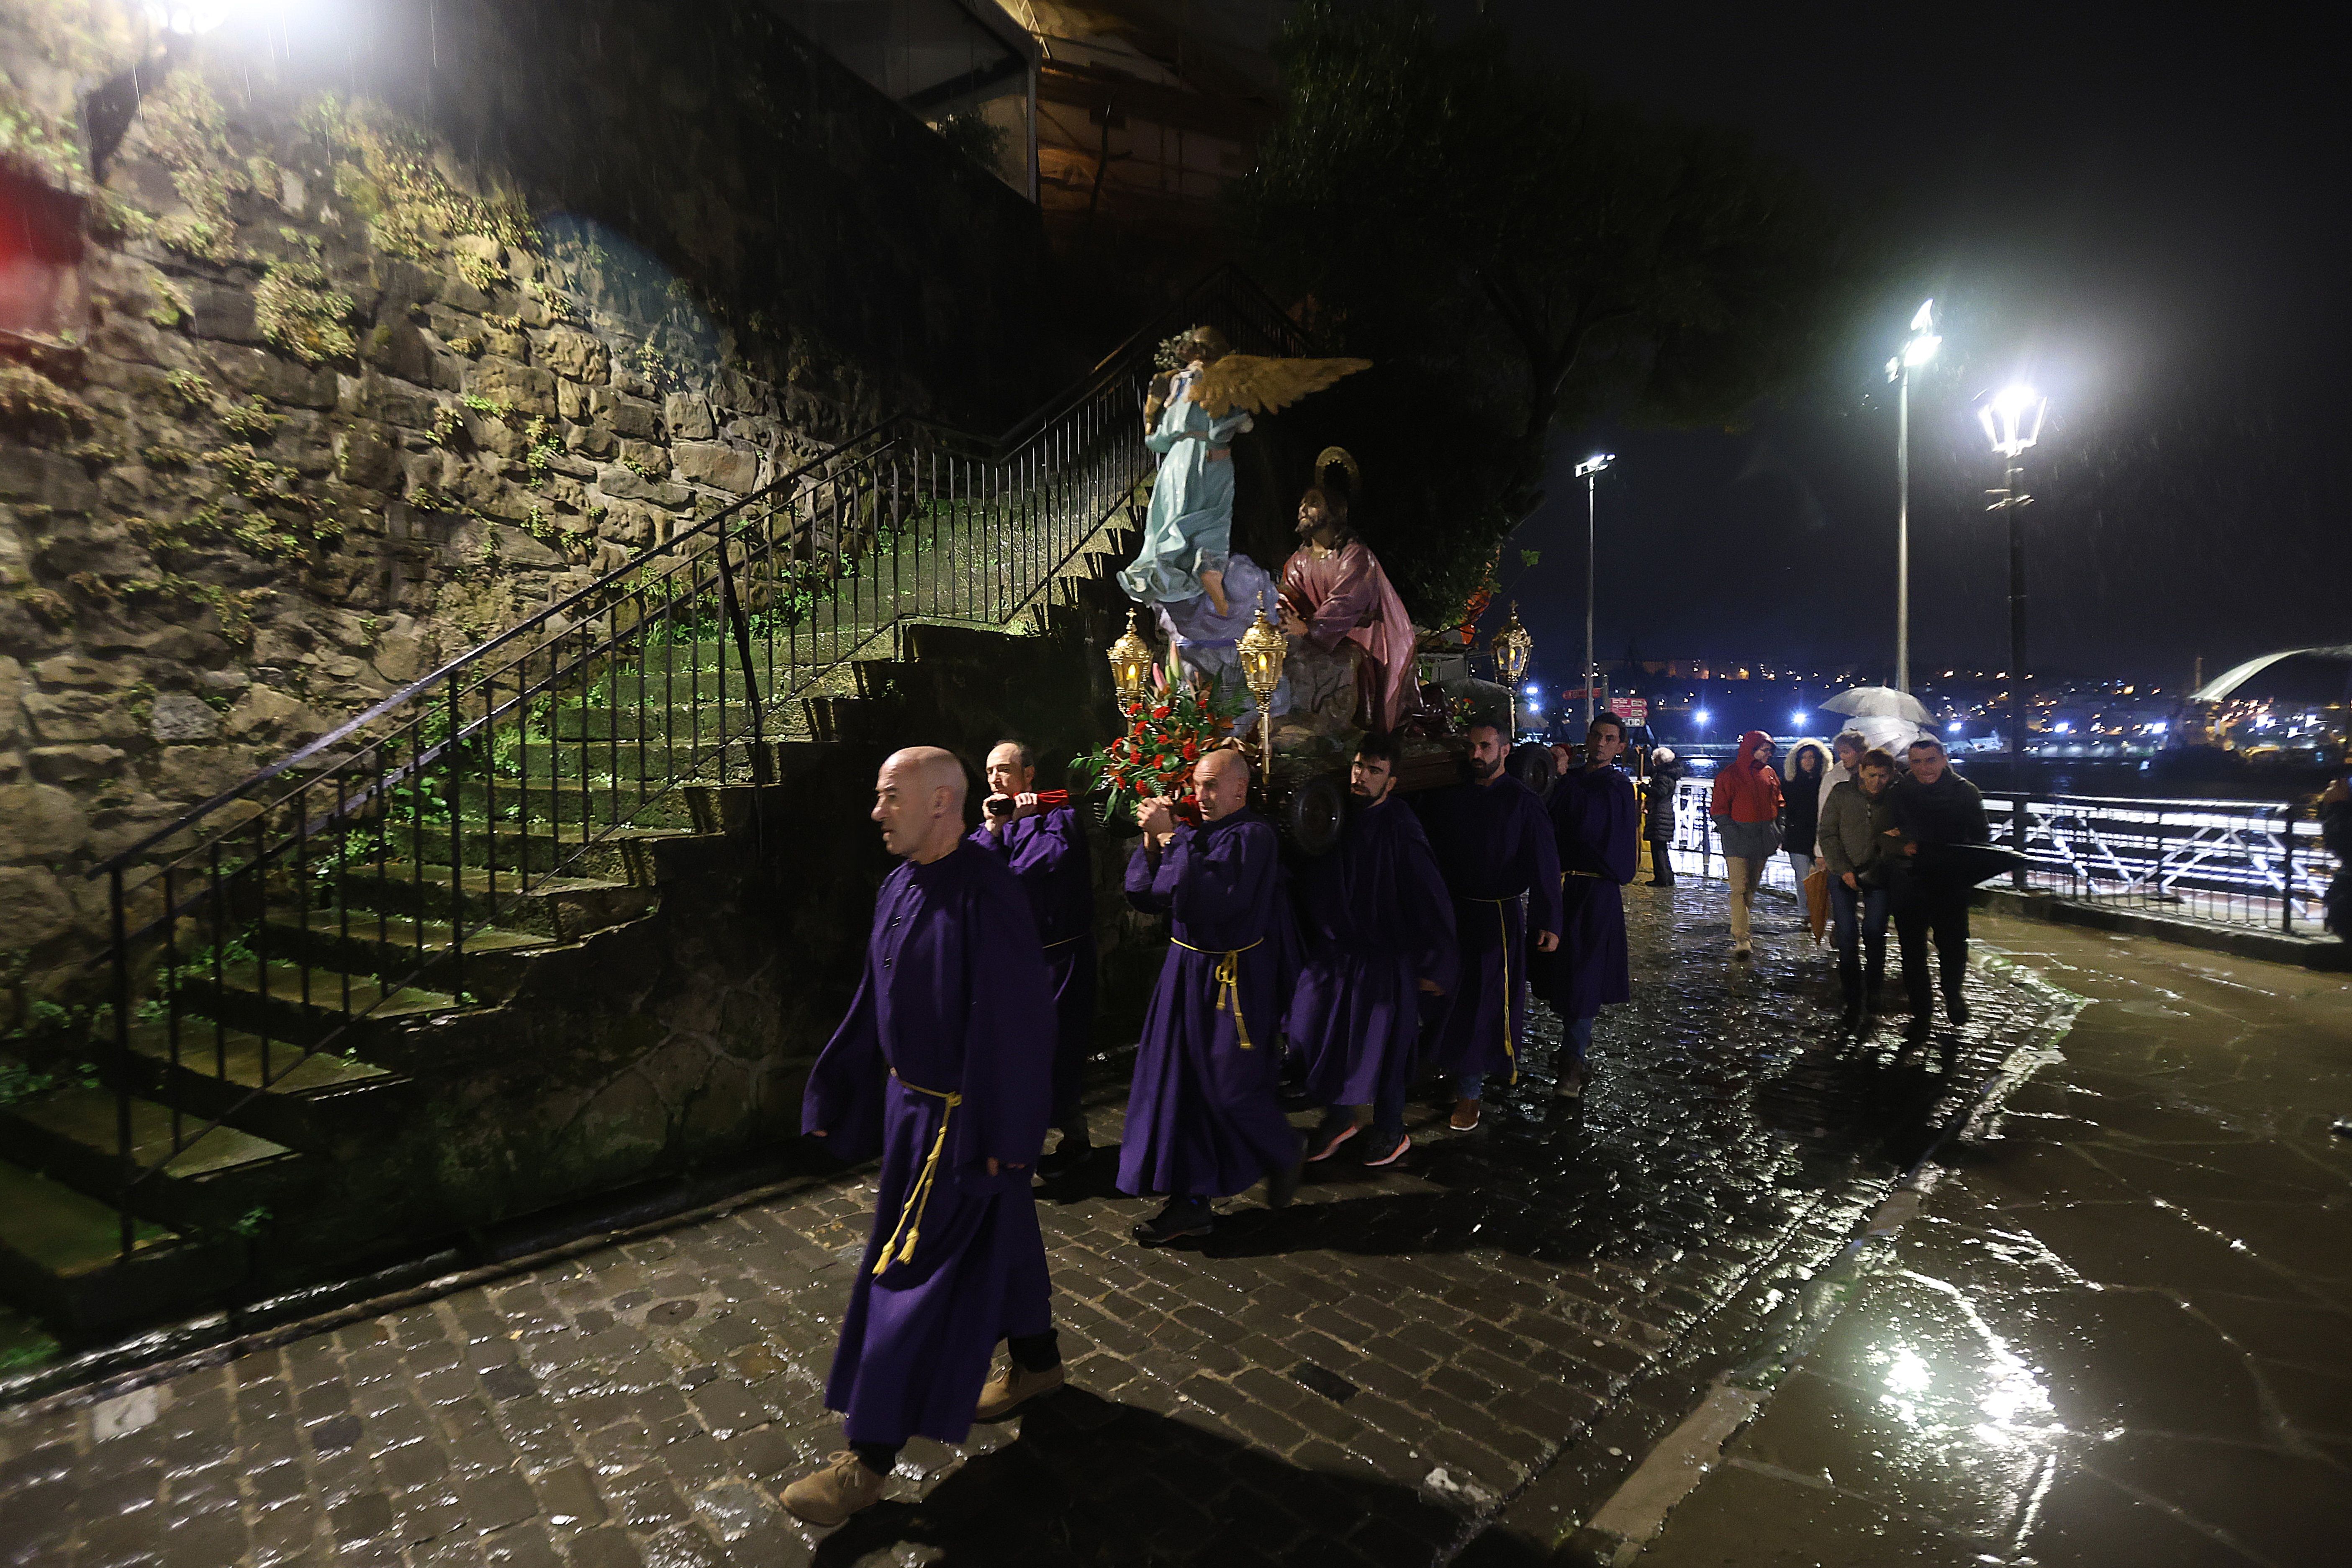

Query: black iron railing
<box><xmin>84</xmin><ymin>266</ymin><xmax>1315</xmax><ymax>1253</ymax></box>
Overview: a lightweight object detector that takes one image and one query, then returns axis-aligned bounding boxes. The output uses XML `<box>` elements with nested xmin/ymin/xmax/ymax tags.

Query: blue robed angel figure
<box><xmin>1118</xmin><ymin>326</ymin><xmax>1371</xmax><ymax>618</ymax></box>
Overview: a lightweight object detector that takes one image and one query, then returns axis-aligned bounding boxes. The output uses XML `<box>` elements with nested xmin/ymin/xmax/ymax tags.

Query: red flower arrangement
<box><xmin>1071</xmin><ymin>664</ymin><xmax>1240</xmax><ymax>827</ymax></box>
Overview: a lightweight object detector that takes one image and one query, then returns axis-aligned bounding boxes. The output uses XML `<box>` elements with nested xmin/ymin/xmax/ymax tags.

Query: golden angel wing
<box><xmin>1189</xmin><ymin>355</ymin><xmax>1372</xmax><ymax>418</ymax></box>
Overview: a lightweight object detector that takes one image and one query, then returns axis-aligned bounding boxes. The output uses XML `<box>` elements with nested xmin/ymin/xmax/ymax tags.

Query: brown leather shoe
<box><xmin>781</xmin><ymin>1450</ymin><xmax>886</xmax><ymax>1526</ymax></box>
<box><xmin>975</xmin><ymin>1360</ymin><xmax>1066</xmax><ymax>1422</ymax></box>
<box><xmin>1449</xmin><ymin>1098</ymin><xmax>1481</xmax><ymax>1131</ymax></box>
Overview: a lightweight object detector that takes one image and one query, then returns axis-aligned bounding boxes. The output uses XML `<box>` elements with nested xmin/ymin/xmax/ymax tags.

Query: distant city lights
<box><xmin>1948</xmin><ymin>721</ymin><xmax>1964</xmax><ymax>733</ymax></box>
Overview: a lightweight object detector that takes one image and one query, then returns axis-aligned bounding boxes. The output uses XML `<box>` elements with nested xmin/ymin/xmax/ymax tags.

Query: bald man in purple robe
<box><xmin>1289</xmin><ymin>733</ymin><xmax>1456</xmax><ymax>1168</ymax></box>
<box><xmin>1532</xmin><ymin>713</ymin><xmax>1639</xmax><ymax>1102</ymax></box>
<box><xmin>1414</xmin><ymin>721</ymin><xmax>1563</xmax><ymax>1130</ymax></box>
<box><xmin>783</xmin><ymin>747</ymin><xmax>1063</xmax><ymax>1527</ymax></box>
<box><xmin>1119</xmin><ymin>748</ymin><xmax>1307</xmax><ymax>1246</ymax></box>
<box><xmin>971</xmin><ymin>739</ymin><xmax>1098</xmax><ymax>1175</ymax></box>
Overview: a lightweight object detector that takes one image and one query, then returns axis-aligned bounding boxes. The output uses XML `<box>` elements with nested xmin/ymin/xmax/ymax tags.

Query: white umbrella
<box><xmin>1820</xmin><ymin>685</ymin><xmax>1933</xmax><ymax>725</ymax></box>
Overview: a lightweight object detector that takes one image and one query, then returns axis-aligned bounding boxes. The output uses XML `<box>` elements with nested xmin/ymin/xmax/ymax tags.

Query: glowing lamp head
<box><xmin>1492</xmin><ymin>604</ymin><xmax>1534</xmax><ymax>686</ymax></box>
<box><xmin>1898</xmin><ymin>299</ymin><xmax>1940</xmax><ymax>372</ymax></box>
<box><xmin>1105</xmin><ymin>614</ymin><xmax>1154</xmax><ymax>701</ymax></box>
<box><xmin>1235</xmin><ymin>610</ymin><xmax>1287</xmax><ymax>701</ymax></box>
<box><xmin>1979</xmin><ymin>383</ymin><xmax>2047</xmax><ymax>457</ymax></box>
<box><xmin>1573</xmin><ymin>453</ymin><xmax>1614</xmax><ymax>480</ymax></box>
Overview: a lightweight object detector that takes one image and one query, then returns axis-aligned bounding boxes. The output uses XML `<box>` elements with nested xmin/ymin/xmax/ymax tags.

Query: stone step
<box><xmin>372</xmin><ymin>820</ymin><xmax>697</xmax><ymax>882</ymax></box>
<box><xmin>490</xmin><ymin>734</ymin><xmax>780</xmax><ymax>782</ymax></box>
<box><xmin>334</xmin><ymin>861</ymin><xmax>656</xmax><ymax>942</ymax></box>
<box><xmin>0</xmin><ymin>1163</ymin><xmax>230</xmax><ymax>1335</ymax></box>
<box><xmin>0</xmin><ymin>1086</ymin><xmax>305</xmax><ymax>1233</ymax></box>
<box><xmin>452</xmin><ymin>778</ymin><xmax>703</xmax><ymax>829</ymax></box>
<box><xmin>257</xmin><ymin>910</ymin><xmax>562</xmax><ymax>1005</ymax></box>
<box><xmin>548</xmin><ymin>704</ymin><xmax>765</xmax><ymax>743</ymax></box>
<box><xmin>122</xmin><ymin>1021</ymin><xmax>409</xmax><ymax>1154</ymax></box>
<box><xmin>180</xmin><ymin>959</ymin><xmax>464</xmax><ymax>1044</ymax></box>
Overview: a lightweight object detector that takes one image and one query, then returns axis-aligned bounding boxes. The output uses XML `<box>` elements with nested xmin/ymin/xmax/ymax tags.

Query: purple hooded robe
<box><xmin>968</xmin><ymin>805</ymin><xmax>1097</xmax><ymax>1132</ymax></box>
<box><xmin>1532</xmin><ymin>765</ymin><xmax>1639</xmax><ymax>1020</ymax></box>
<box><xmin>1285</xmin><ymin>793</ymin><xmax>1458</xmax><ymax>1107</ymax></box>
<box><xmin>1118</xmin><ymin>808</ymin><xmax>1304</xmax><ymax>1198</ymax></box>
<box><xmin>1414</xmin><ymin>775</ymin><xmax>1564</xmax><ymax>1086</ymax></box>
<box><xmin>801</xmin><ymin>842</ymin><xmax>1055</xmax><ymax>1447</ymax></box>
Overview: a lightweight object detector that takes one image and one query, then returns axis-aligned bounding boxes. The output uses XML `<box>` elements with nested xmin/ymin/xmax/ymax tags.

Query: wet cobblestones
<box><xmin>0</xmin><ymin>882</ymin><xmax>2079</xmax><ymax>1567</ymax></box>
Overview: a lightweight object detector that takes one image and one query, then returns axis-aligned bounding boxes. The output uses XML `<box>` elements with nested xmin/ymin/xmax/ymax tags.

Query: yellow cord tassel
<box><xmin>1173</xmin><ymin>936</ymin><xmax>1263</xmax><ymax>1049</ymax></box>
<box><xmin>872</xmin><ymin>1075</ymin><xmax>961</xmax><ymax>1277</ymax></box>
<box><xmin>1470</xmin><ymin>897</ymin><xmax>1518</xmax><ymax>1086</ymax></box>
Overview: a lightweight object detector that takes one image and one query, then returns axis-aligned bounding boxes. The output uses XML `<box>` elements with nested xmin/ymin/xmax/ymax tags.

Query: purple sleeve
<box><xmin>1525</xmin><ymin>792</ymin><xmax>1564</xmax><ymax>938</ymax></box>
<box><xmin>1604</xmin><ymin>774</ymin><xmax>1641</xmax><ymax>885</ymax></box>
<box><xmin>1126</xmin><ymin>836</ymin><xmax>1178</xmax><ymax>913</ymax></box>
<box><xmin>1010</xmin><ymin>809</ymin><xmax>1083</xmax><ymax>880</ymax></box>
<box><xmin>966</xmin><ymin>823</ymin><xmax>1013</xmax><ymax>861</ymax></box>
<box><xmin>1305</xmin><ymin>547</ymin><xmax>1379</xmax><ymax>653</ymax></box>
<box><xmin>1398</xmin><ymin>816</ymin><xmax>1459</xmax><ymax>994</ymax></box>
<box><xmin>948</xmin><ymin>877</ymin><xmax>1055</xmax><ymax>1183</ymax></box>
<box><xmin>801</xmin><ymin>964</ymin><xmax>885</xmax><ymax>1160</ymax></box>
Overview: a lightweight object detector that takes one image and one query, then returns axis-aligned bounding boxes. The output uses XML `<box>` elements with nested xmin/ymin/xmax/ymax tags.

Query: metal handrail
<box><xmin>84</xmin><ymin>265</ymin><xmax>1316</xmax><ymax>1254</ymax></box>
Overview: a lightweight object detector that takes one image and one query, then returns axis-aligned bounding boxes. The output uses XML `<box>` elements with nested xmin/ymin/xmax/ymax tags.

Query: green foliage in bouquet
<box><xmin>1071</xmin><ymin>666</ymin><xmax>1243</xmax><ymax>827</ymax></box>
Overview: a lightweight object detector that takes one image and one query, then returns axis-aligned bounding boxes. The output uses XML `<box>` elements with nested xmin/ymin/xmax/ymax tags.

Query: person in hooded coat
<box><xmin>1415</xmin><ymin>720</ymin><xmax>1563</xmax><ymax>1131</ymax></box>
<box><xmin>1289</xmin><ymin>733</ymin><xmax>1456</xmax><ymax>1168</ymax></box>
<box><xmin>1644</xmin><ymin>747</ymin><xmax>1687</xmax><ymax>886</ymax></box>
<box><xmin>1710</xmin><ymin>730</ymin><xmax>1784</xmax><ymax>959</ymax></box>
<box><xmin>1783</xmin><ymin>741</ymin><xmax>1830</xmax><ymax>889</ymax></box>
<box><xmin>1533</xmin><ymin>713</ymin><xmax>1639</xmax><ymax>1100</ymax></box>
<box><xmin>785</xmin><ymin>748</ymin><xmax>1060</xmax><ymax>1527</ymax></box>
<box><xmin>1119</xmin><ymin>748</ymin><xmax>1307</xmax><ymax>1245</ymax></box>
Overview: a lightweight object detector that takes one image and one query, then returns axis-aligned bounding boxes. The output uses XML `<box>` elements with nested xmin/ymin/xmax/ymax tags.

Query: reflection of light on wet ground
<box><xmin>1887</xmin><ymin>1270</ymin><xmax>2060</xmax><ymax>1450</ymax></box>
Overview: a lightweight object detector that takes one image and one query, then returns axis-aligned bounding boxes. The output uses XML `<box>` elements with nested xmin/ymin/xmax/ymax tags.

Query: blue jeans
<box><xmin>1453</xmin><ymin>1016</ymin><xmax>1592</xmax><ymax>1105</ymax></box>
<box><xmin>1830</xmin><ymin>878</ymin><xmax>1888</xmax><ymax>993</ymax></box>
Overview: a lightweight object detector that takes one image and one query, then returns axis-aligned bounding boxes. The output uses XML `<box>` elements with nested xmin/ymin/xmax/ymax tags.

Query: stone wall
<box><xmin>0</xmin><ymin>0</ymin><xmax>1046</xmax><ymax>1009</ymax></box>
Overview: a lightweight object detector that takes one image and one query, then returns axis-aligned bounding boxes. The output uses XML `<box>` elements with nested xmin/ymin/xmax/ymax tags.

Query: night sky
<box><xmin>1451</xmin><ymin>1</ymin><xmax>2350</xmax><ymax>689</ymax></box>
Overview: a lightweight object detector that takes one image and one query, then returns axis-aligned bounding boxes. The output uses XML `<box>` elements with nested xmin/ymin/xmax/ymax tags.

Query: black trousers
<box><xmin>1895</xmin><ymin>891</ymin><xmax>1969</xmax><ymax>1016</ymax></box>
<box><xmin>1646</xmin><ymin>839</ymin><xmax>1675</xmax><ymax>884</ymax></box>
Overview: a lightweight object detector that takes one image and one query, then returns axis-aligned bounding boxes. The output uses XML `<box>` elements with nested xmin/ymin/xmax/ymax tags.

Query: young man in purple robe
<box><xmin>1288</xmin><ymin>734</ymin><xmax>1456</xmax><ymax>1167</ymax></box>
<box><xmin>1120</xmin><ymin>747</ymin><xmax>1308</xmax><ymax>1245</ymax></box>
<box><xmin>783</xmin><ymin>747</ymin><xmax>1063</xmax><ymax>1526</ymax></box>
<box><xmin>1414</xmin><ymin>721</ymin><xmax>1562</xmax><ymax>1131</ymax></box>
<box><xmin>1533</xmin><ymin>713</ymin><xmax>1639</xmax><ymax>1102</ymax></box>
<box><xmin>971</xmin><ymin>739</ymin><xmax>1098</xmax><ymax>1175</ymax></box>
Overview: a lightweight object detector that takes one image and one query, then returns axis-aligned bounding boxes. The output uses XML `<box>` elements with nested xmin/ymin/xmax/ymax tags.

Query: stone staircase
<box><xmin>0</xmin><ymin>496</ymin><xmax>1146</xmax><ymax>1345</ymax></box>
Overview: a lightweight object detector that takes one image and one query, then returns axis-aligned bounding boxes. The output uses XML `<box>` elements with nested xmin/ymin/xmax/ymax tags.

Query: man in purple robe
<box><xmin>783</xmin><ymin>747</ymin><xmax>1063</xmax><ymax>1526</ymax></box>
<box><xmin>1288</xmin><ymin>733</ymin><xmax>1456</xmax><ymax>1168</ymax></box>
<box><xmin>1532</xmin><ymin>713</ymin><xmax>1639</xmax><ymax>1102</ymax></box>
<box><xmin>1120</xmin><ymin>747</ymin><xmax>1307</xmax><ymax>1245</ymax></box>
<box><xmin>971</xmin><ymin>740</ymin><xmax>1098</xmax><ymax>1175</ymax></box>
<box><xmin>1414</xmin><ymin>721</ymin><xmax>1563</xmax><ymax>1131</ymax></box>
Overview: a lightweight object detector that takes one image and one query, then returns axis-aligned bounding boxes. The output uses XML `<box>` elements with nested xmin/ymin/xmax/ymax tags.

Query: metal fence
<box><xmin>1657</xmin><ymin>777</ymin><xmax>2340</xmax><ymax>934</ymax></box>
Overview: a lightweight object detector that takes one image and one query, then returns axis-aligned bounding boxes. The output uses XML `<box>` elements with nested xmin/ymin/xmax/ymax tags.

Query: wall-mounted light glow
<box><xmin>144</xmin><ymin>4</ymin><xmax>231</xmax><ymax>33</ymax></box>
<box><xmin>1979</xmin><ymin>383</ymin><xmax>2048</xmax><ymax>457</ymax></box>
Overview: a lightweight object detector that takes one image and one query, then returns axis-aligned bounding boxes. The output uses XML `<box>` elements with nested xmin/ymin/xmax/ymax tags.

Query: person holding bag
<box><xmin>1709</xmin><ymin>730</ymin><xmax>1783</xmax><ymax>960</ymax></box>
<box><xmin>1816</xmin><ymin>748</ymin><xmax>1901</xmax><ymax>1027</ymax></box>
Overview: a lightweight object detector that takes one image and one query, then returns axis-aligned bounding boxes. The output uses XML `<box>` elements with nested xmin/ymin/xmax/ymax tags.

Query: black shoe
<box><xmin>1945</xmin><ymin>994</ymin><xmax>1972</xmax><ymax>1025</ymax></box>
<box><xmin>1037</xmin><ymin>1135</ymin><xmax>1092</xmax><ymax>1179</ymax></box>
<box><xmin>1839</xmin><ymin>998</ymin><xmax>1864</xmax><ymax>1030</ymax></box>
<box><xmin>1265</xmin><ymin>1136</ymin><xmax>1307</xmax><ymax>1209</ymax></box>
<box><xmin>1132</xmin><ymin>1198</ymin><xmax>1213</xmax><ymax>1247</ymax></box>
<box><xmin>1358</xmin><ymin>1131</ymin><xmax>1411</xmax><ymax>1167</ymax></box>
<box><xmin>1553</xmin><ymin>1064</ymin><xmax>1587</xmax><ymax>1100</ymax></box>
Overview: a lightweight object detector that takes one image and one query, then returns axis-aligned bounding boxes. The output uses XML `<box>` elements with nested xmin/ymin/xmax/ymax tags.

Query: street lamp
<box><xmin>1886</xmin><ymin>301</ymin><xmax>1939</xmax><ymax>694</ymax></box>
<box><xmin>1573</xmin><ymin>453</ymin><xmax>1613</xmax><ymax>730</ymax></box>
<box><xmin>1978</xmin><ymin>382</ymin><xmax>2046</xmax><ymax>790</ymax></box>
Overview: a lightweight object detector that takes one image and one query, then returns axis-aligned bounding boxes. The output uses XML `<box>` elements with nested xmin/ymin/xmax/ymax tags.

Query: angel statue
<box><xmin>1117</xmin><ymin>324</ymin><xmax>1370</xmax><ymax>617</ymax></box>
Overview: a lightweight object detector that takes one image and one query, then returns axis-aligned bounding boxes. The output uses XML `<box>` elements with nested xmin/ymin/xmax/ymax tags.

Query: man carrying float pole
<box><xmin>971</xmin><ymin>740</ymin><xmax>1098</xmax><ymax>1176</ymax></box>
<box><xmin>1534</xmin><ymin>713</ymin><xmax>1639</xmax><ymax>1102</ymax></box>
<box><xmin>784</xmin><ymin>748</ymin><xmax>1062</xmax><ymax>1527</ymax></box>
<box><xmin>1415</xmin><ymin>720</ymin><xmax>1563</xmax><ymax>1131</ymax></box>
<box><xmin>1288</xmin><ymin>734</ymin><xmax>1456</xmax><ymax>1167</ymax></box>
<box><xmin>1119</xmin><ymin>747</ymin><xmax>1307</xmax><ymax>1245</ymax></box>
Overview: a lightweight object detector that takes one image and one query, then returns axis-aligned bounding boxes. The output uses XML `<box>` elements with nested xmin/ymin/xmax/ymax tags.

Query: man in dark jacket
<box><xmin>1888</xmin><ymin>737</ymin><xmax>1990</xmax><ymax>1029</ymax></box>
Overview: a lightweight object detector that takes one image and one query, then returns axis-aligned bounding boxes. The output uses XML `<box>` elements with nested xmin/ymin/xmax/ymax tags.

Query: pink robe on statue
<box><xmin>1278</xmin><ymin>540</ymin><xmax>1419</xmax><ymax>734</ymax></box>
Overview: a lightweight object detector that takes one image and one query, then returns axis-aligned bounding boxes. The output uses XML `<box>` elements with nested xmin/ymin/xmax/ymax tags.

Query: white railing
<box><xmin>1659</xmin><ymin>778</ymin><xmax>2339</xmax><ymax>935</ymax></box>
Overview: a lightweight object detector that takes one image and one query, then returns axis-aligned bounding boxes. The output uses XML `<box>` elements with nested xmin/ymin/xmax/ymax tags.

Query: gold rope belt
<box><xmin>872</xmin><ymin>1070</ymin><xmax>961</xmax><ymax>1278</ymax></box>
<box><xmin>1466</xmin><ymin>898</ymin><xmax>1518</xmax><ymax>1083</ymax></box>
<box><xmin>1171</xmin><ymin>936</ymin><xmax>1264</xmax><ymax>1049</ymax></box>
<box><xmin>1041</xmin><ymin>933</ymin><xmax>1086</xmax><ymax>950</ymax></box>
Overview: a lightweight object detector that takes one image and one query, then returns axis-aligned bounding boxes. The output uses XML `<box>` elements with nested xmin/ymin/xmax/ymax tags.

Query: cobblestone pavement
<box><xmin>0</xmin><ymin>882</ymin><xmax>2080</xmax><ymax>1568</ymax></box>
<box><xmin>1637</xmin><ymin>912</ymin><xmax>2352</xmax><ymax>1567</ymax></box>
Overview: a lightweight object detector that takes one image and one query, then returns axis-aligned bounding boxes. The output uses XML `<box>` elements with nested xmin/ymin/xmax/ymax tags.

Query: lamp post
<box><xmin>1574</xmin><ymin>453</ymin><xmax>1613</xmax><ymax>729</ymax></box>
<box><xmin>1978</xmin><ymin>384</ymin><xmax>2046</xmax><ymax>791</ymax></box>
<box><xmin>1235</xmin><ymin>609</ymin><xmax>1288</xmax><ymax>781</ymax></box>
<box><xmin>1886</xmin><ymin>301</ymin><xmax>1939</xmax><ymax>694</ymax></box>
<box><xmin>1492</xmin><ymin>604</ymin><xmax>1534</xmax><ymax>740</ymax></box>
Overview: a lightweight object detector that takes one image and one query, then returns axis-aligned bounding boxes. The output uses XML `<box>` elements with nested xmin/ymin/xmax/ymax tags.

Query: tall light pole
<box><xmin>1979</xmin><ymin>383</ymin><xmax>2047</xmax><ymax>792</ymax></box>
<box><xmin>1886</xmin><ymin>301</ymin><xmax>1940</xmax><ymax>694</ymax></box>
<box><xmin>1574</xmin><ymin>453</ymin><xmax>1613</xmax><ymax>731</ymax></box>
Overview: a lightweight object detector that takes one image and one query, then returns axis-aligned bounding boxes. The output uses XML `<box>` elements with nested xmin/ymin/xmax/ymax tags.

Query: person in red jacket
<box><xmin>1709</xmin><ymin>730</ymin><xmax>1784</xmax><ymax>959</ymax></box>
